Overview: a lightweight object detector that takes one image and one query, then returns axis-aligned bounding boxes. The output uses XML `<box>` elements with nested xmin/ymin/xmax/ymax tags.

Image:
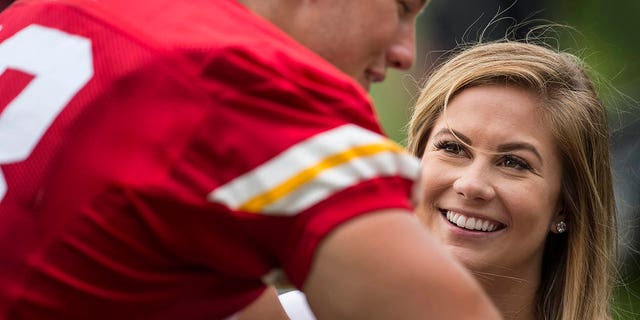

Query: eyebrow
<box><xmin>431</xmin><ymin>128</ymin><xmax>544</xmax><ymax>163</ymax></box>
<box><xmin>497</xmin><ymin>142</ymin><xmax>543</xmax><ymax>164</ymax></box>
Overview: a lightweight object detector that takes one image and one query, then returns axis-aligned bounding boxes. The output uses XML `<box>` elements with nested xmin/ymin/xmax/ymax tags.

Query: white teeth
<box><xmin>474</xmin><ymin>219</ymin><xmax>483</xmax><ymax>230</ymax></box>
<box><xmin>445</xmin><ymin>210</ymin><xmax>500</xmax><ymax>232</ymax></box>
<box><xmin>465</xmin><ymin>218</ymin><xmax>476</xmax><ymax>229</ymax></box>
<box><xmin>456</xmin><ymin>216</ymin><xmax>467</xmax><ymax>228</ymax></box>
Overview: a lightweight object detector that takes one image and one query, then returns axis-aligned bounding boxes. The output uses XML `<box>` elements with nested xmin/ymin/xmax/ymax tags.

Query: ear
<box><xmin>549</xmin><ymin>206</ymin><xmax>567</xmax><ymax>234</ymax></box>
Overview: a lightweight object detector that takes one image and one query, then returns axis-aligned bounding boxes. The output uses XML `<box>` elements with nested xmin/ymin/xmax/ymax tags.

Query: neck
<box><xmin>476</xmin><ymin>270</ymin><xmax>540</xmax><ymax>320</ymax></box>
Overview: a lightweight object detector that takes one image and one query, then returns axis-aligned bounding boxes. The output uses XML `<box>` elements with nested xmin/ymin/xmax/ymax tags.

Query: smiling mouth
<box><xmin>439</xmin><ymin>209</ymin><xmax>506</xmax><ymax>232</ymax></box>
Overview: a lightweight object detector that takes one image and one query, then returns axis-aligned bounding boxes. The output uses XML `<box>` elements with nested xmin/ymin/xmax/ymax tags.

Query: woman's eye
<box><xmin>434</xmin><ymin>141</ymin><xmax>465</xmax><ymax>155</ymax></box>
<box><xmin>500</xmin><ymin>155</ymin><xmax>532</xmax><ymax>170</ymax></box>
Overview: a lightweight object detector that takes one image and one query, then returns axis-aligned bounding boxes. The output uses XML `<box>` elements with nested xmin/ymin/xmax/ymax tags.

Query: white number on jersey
<box><xmin>0</xmin><ymin>24</ymin><xmax>93</xmax><ymax>202</ymax></box>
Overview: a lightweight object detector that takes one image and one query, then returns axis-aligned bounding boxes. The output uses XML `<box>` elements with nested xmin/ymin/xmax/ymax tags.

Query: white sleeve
<box><xmin>278</xmin><ymin>290</ymin><xmax>317</xmax><ymax>320</ymax></box>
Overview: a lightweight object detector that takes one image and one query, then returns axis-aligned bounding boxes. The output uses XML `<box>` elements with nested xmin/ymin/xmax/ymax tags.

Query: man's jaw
<box><xmin>361</xmin><ymin>68</ymin><xmax>386</xmax><ymax>91</ymax></box>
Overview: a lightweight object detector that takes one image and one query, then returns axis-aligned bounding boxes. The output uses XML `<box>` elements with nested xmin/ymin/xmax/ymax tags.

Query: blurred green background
<box><xmin>370</xmin><ymin>1</ymin><xmax>640</xmax><ymax>319</ymax></box>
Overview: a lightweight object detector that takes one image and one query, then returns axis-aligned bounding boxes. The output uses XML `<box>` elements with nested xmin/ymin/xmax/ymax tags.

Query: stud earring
<box><xmin>556</xmin><ymin>220</ymin><xmax>567</xmax><ymax>233</ymax></box>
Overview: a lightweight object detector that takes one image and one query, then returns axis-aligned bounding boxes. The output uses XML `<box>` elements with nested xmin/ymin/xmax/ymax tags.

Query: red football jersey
<box><xmin>0</xmin><ymin>0</ymin><xmax>419</xmax><ymax>318</ymax></box>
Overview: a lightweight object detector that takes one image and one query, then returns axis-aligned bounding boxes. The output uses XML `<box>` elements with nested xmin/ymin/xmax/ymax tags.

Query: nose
<box><xmin>452</xmin><ymin>164</ymin><xmax>496</xmax><ymax>201</ymax></box>
<box><xmin>386</xmin><ymin>23</ymin><xmax>415</xmax><ymax>70</ymax></box>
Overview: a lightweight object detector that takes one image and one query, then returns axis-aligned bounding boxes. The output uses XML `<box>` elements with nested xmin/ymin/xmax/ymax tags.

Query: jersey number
<box><xmin>0</xmin><ymin>25</ymin><xmax>93</xmax><ymax>202</ymax></box>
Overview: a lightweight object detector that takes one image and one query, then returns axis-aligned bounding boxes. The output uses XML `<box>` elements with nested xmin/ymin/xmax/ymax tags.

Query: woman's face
<box><xmin>417</xmin><ymin>85</ymin><xmax>564</xmax><ymax>281</ymax></box>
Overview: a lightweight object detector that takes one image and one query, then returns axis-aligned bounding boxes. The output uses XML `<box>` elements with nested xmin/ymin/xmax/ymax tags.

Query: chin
<box><xmin>358</xmin><ymin>81</ymin><xmax>370</xmax><ymax>92</ymax></box>
<box><xmin>446</xmin><ymin>245</ymin><xmax>490</xmax><ymax>272</ymax></box>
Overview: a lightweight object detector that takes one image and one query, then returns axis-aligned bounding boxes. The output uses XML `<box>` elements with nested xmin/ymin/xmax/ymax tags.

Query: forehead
<box><xmin>444</xmin><ymin>85</ymin><xmax>543</xmax><ymax>124</ymax></box>
<box><xmin>432</xmin><ymin>85</ymin><xmax>554</xmax><ymax>146</ymax></box>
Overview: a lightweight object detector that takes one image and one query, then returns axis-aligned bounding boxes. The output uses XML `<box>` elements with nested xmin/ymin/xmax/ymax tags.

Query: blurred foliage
<box><xmin>545</xmin><ymin>0</ymin><xmax>640</xmax><ymax>104</ymax></box>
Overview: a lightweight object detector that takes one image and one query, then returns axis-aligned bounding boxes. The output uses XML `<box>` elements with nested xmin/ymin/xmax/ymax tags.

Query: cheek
<box><xmin>417</xmin><ymin>164</ymin><xmax>451</xmax><ymax>223</ymax></box>
<box><xmin>419</xmin><ymin>159</ymin><xmax>451</xmax><ymax>198</ymax></box>
<box><xmin>415</xmin><ymin>206</ymin><xmax>441</xmax><ymax>237</ymax></box>
<box><xmin>501</xmin><ymin>183</ymin><xmax>557</xmax><ymax>228</ymax></box>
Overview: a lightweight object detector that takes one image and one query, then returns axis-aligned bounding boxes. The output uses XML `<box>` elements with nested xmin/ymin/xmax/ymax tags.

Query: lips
<box><xmin>365</xmin><ymin>69</ymin><xmax>386</xmax><ymax>84</ymax></box>
<box><xmin>441</xmin><ymin>209</ymin><xmax>505</xmax><ymax>232</ymax></box>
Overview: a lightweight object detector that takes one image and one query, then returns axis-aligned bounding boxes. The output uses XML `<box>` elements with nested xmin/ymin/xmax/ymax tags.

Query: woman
<box><xmin>407</xmin><ymin>41</ymin><xmax>617</xmax><ymax>319</ymax></box>
<box><xmin>279</xmin><ymin>40</ymin><xmax>618</xmax><ymax>320</ymax></box>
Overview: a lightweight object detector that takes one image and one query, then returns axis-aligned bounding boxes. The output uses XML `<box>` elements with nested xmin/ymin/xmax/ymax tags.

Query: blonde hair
<box><xmin>407</xmin><ymin>41</ymin><xmax>617</xmax><ymax>320</ymax></box>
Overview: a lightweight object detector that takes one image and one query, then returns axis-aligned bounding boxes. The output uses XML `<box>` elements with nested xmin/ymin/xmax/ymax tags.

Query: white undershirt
<box><xmin>278</xmin><ymin>290</ymin><xmax>317</xmax><ymax>320</ymax></box>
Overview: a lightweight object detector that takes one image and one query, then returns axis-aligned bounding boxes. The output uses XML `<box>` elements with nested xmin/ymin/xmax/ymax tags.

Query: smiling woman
<box><xmin>418</xmin><ymin>84</ymin><xmax>564</xmax><ymax>275</ymax></box>
<box><xmin>415</xmin><ymin>84</ymin><xmax>565</xmax><ymax>319</ymax></box>
<box><xmin>278</xmin><ymin>39</ymin><xmax>616</xmax><ymax>320</ymax></box>
<box><xmin>408</xmin><ymin>41</ymin><xmax>617</xmax><ymax>320</ymax></box>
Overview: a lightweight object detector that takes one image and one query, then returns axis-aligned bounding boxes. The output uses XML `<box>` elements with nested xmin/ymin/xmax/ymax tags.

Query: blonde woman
<box><xmin>278</xmin><ymin>41</ymin><xmax>617</xmax><ymax>320</ymax></box>
<box><xmin>407</xmin><ymin>41</ymin><xmax>617</xmax><ymax>319</ymax></box>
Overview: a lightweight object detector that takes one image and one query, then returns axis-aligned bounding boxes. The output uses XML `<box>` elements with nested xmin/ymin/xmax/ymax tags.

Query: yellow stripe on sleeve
<box><xmin>239</xmin><ymin>142</ymin><xmax>404</xmax><ymax>212</ymax></box>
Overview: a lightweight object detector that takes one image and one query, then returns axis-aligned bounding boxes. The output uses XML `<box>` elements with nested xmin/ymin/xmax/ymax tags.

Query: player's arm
<box><xmin>304</xmin><ymin>209</ymin><xmax>501</xmax><ymax>320</ymax></box>
<box><xmin>236</xmin><ymin>286</ymin><xmax>289</xmax><ymax>320</ymax></box>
